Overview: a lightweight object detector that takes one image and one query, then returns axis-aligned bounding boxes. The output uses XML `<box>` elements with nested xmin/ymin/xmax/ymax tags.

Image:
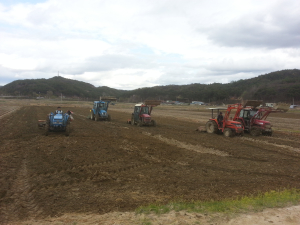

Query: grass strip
<box><xmin>136</xmin><ymin>189</ymin><xmax>300</xmax><ymax>215</ymax></box>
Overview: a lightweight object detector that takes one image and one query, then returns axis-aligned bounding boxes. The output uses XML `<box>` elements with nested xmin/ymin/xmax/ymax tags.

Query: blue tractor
<box><xmin>45</xmin><ymin>111</ymin><xmax>71</xmax><ymax>136</ymax></box>
<box><xmin>89</xmin><ymin>98</ymin><xmax>115</xmax><ymax>121</ymax></box>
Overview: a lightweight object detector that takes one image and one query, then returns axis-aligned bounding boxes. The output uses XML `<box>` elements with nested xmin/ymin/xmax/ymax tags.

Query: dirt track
<box><xmin>1</xmin><ymin>103</ymin><xmax>300</xmax><ymax>224</ymax></box>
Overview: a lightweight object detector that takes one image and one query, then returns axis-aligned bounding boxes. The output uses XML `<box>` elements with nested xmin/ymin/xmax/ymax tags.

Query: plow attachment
<box><xmin>273</xmin><ymin>103</ymin><xmax>290</xmax><ymax>112</ymax></box>
<box><xmin>100</xmin><ymin>96</ymin><xmax>117</xmax><ymax>101</ymax></box>
<box><xmin>38</xmin><ymin>120</ymin><xmax>46</xmax><ymax>128</ymax></box>
<box><xmin>242</xmin><ymin>100</ymin><xmax>263</xmax><ymax>108</ymax></box>
<box><xmin>144</xmin><ymin>100</ymin><xmax>161</xmax><ymax>106</ymax></box>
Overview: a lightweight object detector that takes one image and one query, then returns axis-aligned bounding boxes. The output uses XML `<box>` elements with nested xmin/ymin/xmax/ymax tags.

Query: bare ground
<box><xmin>1</xmin><ymin>101</ymin><xmax>300</xmax><ymax>224</ymax></box>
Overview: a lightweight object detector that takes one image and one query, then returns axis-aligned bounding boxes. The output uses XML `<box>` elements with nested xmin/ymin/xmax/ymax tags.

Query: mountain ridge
<box><xmin>0</xmin><ymin>69</ymin><xmax>299</xmax><ymax>103</ymax></box>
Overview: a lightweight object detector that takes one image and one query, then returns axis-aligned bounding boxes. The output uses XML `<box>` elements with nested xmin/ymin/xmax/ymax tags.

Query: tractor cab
<box><xmin>93</xmin><ymin>101</ymin><xmax>108</xmax><ymax>114</ymax></box>
<box><xmin>134</xmin><ymin>104</ymin><xmax>151</xmax><ymax>115</ymax></box>
<box><xmin>238</xmin><ymin>108</ymin><xmax>259</xmax><ymax>126</ymax></box>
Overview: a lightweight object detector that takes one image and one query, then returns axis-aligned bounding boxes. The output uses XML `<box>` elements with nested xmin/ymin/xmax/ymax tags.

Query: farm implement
<box><xmin>127</xmin><ymin>100</ymin><xmax>161</xmax><ymax>127</ymax></box>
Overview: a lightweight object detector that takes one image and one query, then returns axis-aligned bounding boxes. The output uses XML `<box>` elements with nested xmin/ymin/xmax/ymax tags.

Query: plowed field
<box><xmin>1</xmin><ymin>103</ymin><xmax>300</xmax><ymax>224</ymax></box>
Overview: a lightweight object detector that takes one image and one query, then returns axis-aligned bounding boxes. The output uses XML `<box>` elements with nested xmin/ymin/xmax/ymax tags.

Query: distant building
<box><xmin>265</xmin><ymin>103</ymin><xmax>275</xmax><ymax>107</ymax></box>
<box><xmin>191</xmin><ymin>101</ymin><xmax>205</xmax><ymax>105</ymax></box>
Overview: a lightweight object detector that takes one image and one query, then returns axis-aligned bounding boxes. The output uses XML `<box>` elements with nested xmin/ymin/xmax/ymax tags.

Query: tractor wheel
<box><xmin>268</xmin><ymin>129</ymin><xmax>273</xmax><ymax>136</ymax></box>
<box><xmin>90</xmin><ymin>111</ymin><xmax>95</xmax><ymax>120</ymax></box>
<box><xmin>250</xmin><ymin>127</ymin><xmax>261</xmax><ymax>136</ymax></box>
<box><xmin>223</xmin><ymin>128</ymin><xmax>233</xmax><ymax>137</ymax></box>
<box><xmin>131</xmin><ymin>116</ymin><xmax>135</xmax><ymax>125</ymax></box>
<box><xmin>151</xmin><ymin>120</ymin><xmax>157</xmax><ymax>127</ymax></box>
<box><xmin>95</xmin><ymin>114</ymin><xmax>99</xmax><ymax>121</ymax></box>
<box><xmin>206</xmin><ymin>121</ymin><xmax>218</xmax><ymax>134</ymax></box>
<box><xmin>107</xmin><ymin>114</ymin><xmax>111</xmax><ymax>121</ymax></box>
<box><xmin>65</xmin><ymin>125</ymin><xmax>70</xmax><ymax>136</ymax></box>
<box><xmin>263</xmin><ymin>129</ymin><xmax>273</xmax><ymax>136</ymax></box>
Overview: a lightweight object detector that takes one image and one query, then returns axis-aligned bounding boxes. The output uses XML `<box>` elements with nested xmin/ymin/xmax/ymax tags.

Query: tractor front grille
<box><xmin>144</xmin><ymin>118</ymin><xmax>151</xmax><ymax>122</ymax></box>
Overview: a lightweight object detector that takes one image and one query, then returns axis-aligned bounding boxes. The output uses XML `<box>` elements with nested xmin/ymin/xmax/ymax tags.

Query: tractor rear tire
<box><xmin>107</xmin><ymin>114</ymin><xmax>111</xmax><ymax>121</ymax></box>
<box><xmin>131</xmin><ymin>116</ymin><xmax>135</xmax><ymax>125</ymax></box>
<box><xmin>90</xmin><ymin>112</ymin><xmax>95</xmax><ymax>120</ymax></box>
<box><xmin>268</xmin><ymin>129</ymin><xmax>273</xmax><ymax>136</ymax></box>
<box><xmin>206</xmin><ymin>121</ymin><xmax>218</xmax><ymax>134</ymax></box>
<box><xmin>240</xmin><ymin>131</ymin><xmax>244</xmax><ymax>136</ymax></box>
<box><xmin>65</xmin><ymin>125</ymin><xmax>70</xmax><ymax>136</ymax></box>
<box><xmin>250</xmin><ymin>127</ymin><xmax>261</xmax><ymax>136</ymax></box>
<box><xmin>95</xmin><ymin>114</ymin><xmax>99</xmax><ymax>121</ymax></box>
<box><xmin>151</xmin><ymin>120</ymin><xmax>156</xmax><ymax>127</ymax></box>
<box><xmin>224</xmin><ymin>128</ymin><xmax>233</xmax><ymax>137</ymax></box>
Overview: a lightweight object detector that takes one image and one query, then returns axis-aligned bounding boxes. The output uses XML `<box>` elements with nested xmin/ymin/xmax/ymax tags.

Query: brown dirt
<box><xmin>1</xmin><ymin>101</ymin><xmax>300</xmax><ymax>224</ymax></box>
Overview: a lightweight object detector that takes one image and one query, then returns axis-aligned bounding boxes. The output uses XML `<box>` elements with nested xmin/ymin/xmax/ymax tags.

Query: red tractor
<box><xmin>128</xmin><ymin>100</ymin><xmax>161</xmax><ymax>127</ymax></box>
<box><xmin>205</xmin><ymin>103</ymin><xmax>244</xmax><ymax>137</ymax></box>
<box><xmin>233</xmin><ymin>100</ymin><xmax>287</xmax><ymax>136</ymax></box>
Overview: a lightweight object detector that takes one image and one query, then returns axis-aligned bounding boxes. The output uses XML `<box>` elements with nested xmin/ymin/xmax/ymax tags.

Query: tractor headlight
<box><xmin>235</xmin><ymin>124</ymin><xmax>242</xmax><ymax>127</ymax></box>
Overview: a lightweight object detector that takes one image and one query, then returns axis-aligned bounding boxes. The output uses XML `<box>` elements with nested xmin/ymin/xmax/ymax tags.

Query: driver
<box><xmin>55</xmin><ymin>107</ymin><xmax>63</xmax><ymax>114</ymax></box>
<box><xmin>217</xmin><ymin>112</ymin><xmax>223</xmax><ymax>126</ymax></box>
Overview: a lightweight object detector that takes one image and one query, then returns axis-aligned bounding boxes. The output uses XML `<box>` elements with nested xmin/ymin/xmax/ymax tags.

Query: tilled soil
<box><xmin>1</xmin><ymin>105</ymin><xmax>300</xmax><ymax>224</ymax></box>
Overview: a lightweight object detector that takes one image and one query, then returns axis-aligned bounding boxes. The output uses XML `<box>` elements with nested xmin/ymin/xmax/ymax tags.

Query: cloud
<box><xmin>206</xmin><ymin>1</ymin><xmax>300</xmax><ymax>49</ymax></box>
<box><xmin>0</xmin><ymin>0</ymin><xmax>299</xmax><ymax>90</ymax></box>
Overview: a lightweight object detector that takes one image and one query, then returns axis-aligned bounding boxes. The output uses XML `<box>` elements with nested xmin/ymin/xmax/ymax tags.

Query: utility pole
<box><xmin>61</xmin><ymin>93</ymin><xmax>62</xmax><ymax>102</ymax></box>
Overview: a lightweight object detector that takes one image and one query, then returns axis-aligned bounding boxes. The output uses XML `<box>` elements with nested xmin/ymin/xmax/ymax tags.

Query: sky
<box><xmin>0</xmin><ymin>0</ymin><xmax>299</xmax><ymax>90</ymax></box>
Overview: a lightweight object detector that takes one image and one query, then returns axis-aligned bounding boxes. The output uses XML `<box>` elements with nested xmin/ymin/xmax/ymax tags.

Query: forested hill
<box><xmin>0</xmin><ymin>69</ymin><xmax>299</xmax><ymax>103</ymax></box>
<box><xmin>123</xmin><ymin>69</ymin><xmax>300</xmax><ymax>103</ymax></box>
<box><xmin>0</xmin><ymin>76</ymin><xmax>127</xmax><ymax>99</ymax></box>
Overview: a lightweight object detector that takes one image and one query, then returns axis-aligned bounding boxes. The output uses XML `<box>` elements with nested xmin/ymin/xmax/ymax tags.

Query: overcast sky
<box><xmin>0</xmin><ymin>0</ymin><xmax>299</xmax><ymax>90</ymax></box>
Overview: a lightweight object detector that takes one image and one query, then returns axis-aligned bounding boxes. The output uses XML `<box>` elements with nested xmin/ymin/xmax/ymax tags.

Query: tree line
<box><xmin>0</xmin><ymin>69</ymin><xmax>299</xmax><ymax>104</ymax></box>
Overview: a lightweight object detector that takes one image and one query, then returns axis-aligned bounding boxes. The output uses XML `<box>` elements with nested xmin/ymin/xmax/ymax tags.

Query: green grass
<box><xmin>275</xmin><ymin>128</ymin><xmax>300</xmax><ymax>133</ymax></box>
<box><xmin>136</xmin><ymin>189</ymin><xmax>300</xmax><ymax>215</ymax></box>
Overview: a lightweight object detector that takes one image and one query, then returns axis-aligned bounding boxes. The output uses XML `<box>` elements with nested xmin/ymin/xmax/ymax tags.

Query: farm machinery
<box><xmin>233</xmin><ymin>100</ymin><xmax>288</xmax><ymax>136</ymax></box>
<box><xmin>127</xmin><ymin>100</ymin><xmax>161</xmax><ymax>127</ymax></box>
<box><xmin>205</xmin><ymin>104</ymin><xmax>244</xmax><ymax>137</ymax></box>
<box><xmin>89</xmin><ymin>97</ymin><xmax>116</xmax><ymax>121</ymax></box>
<box><xmin>39</xmin><ymin>110</ymin><xmax>72</xmax><ymax>136</ymax></box>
